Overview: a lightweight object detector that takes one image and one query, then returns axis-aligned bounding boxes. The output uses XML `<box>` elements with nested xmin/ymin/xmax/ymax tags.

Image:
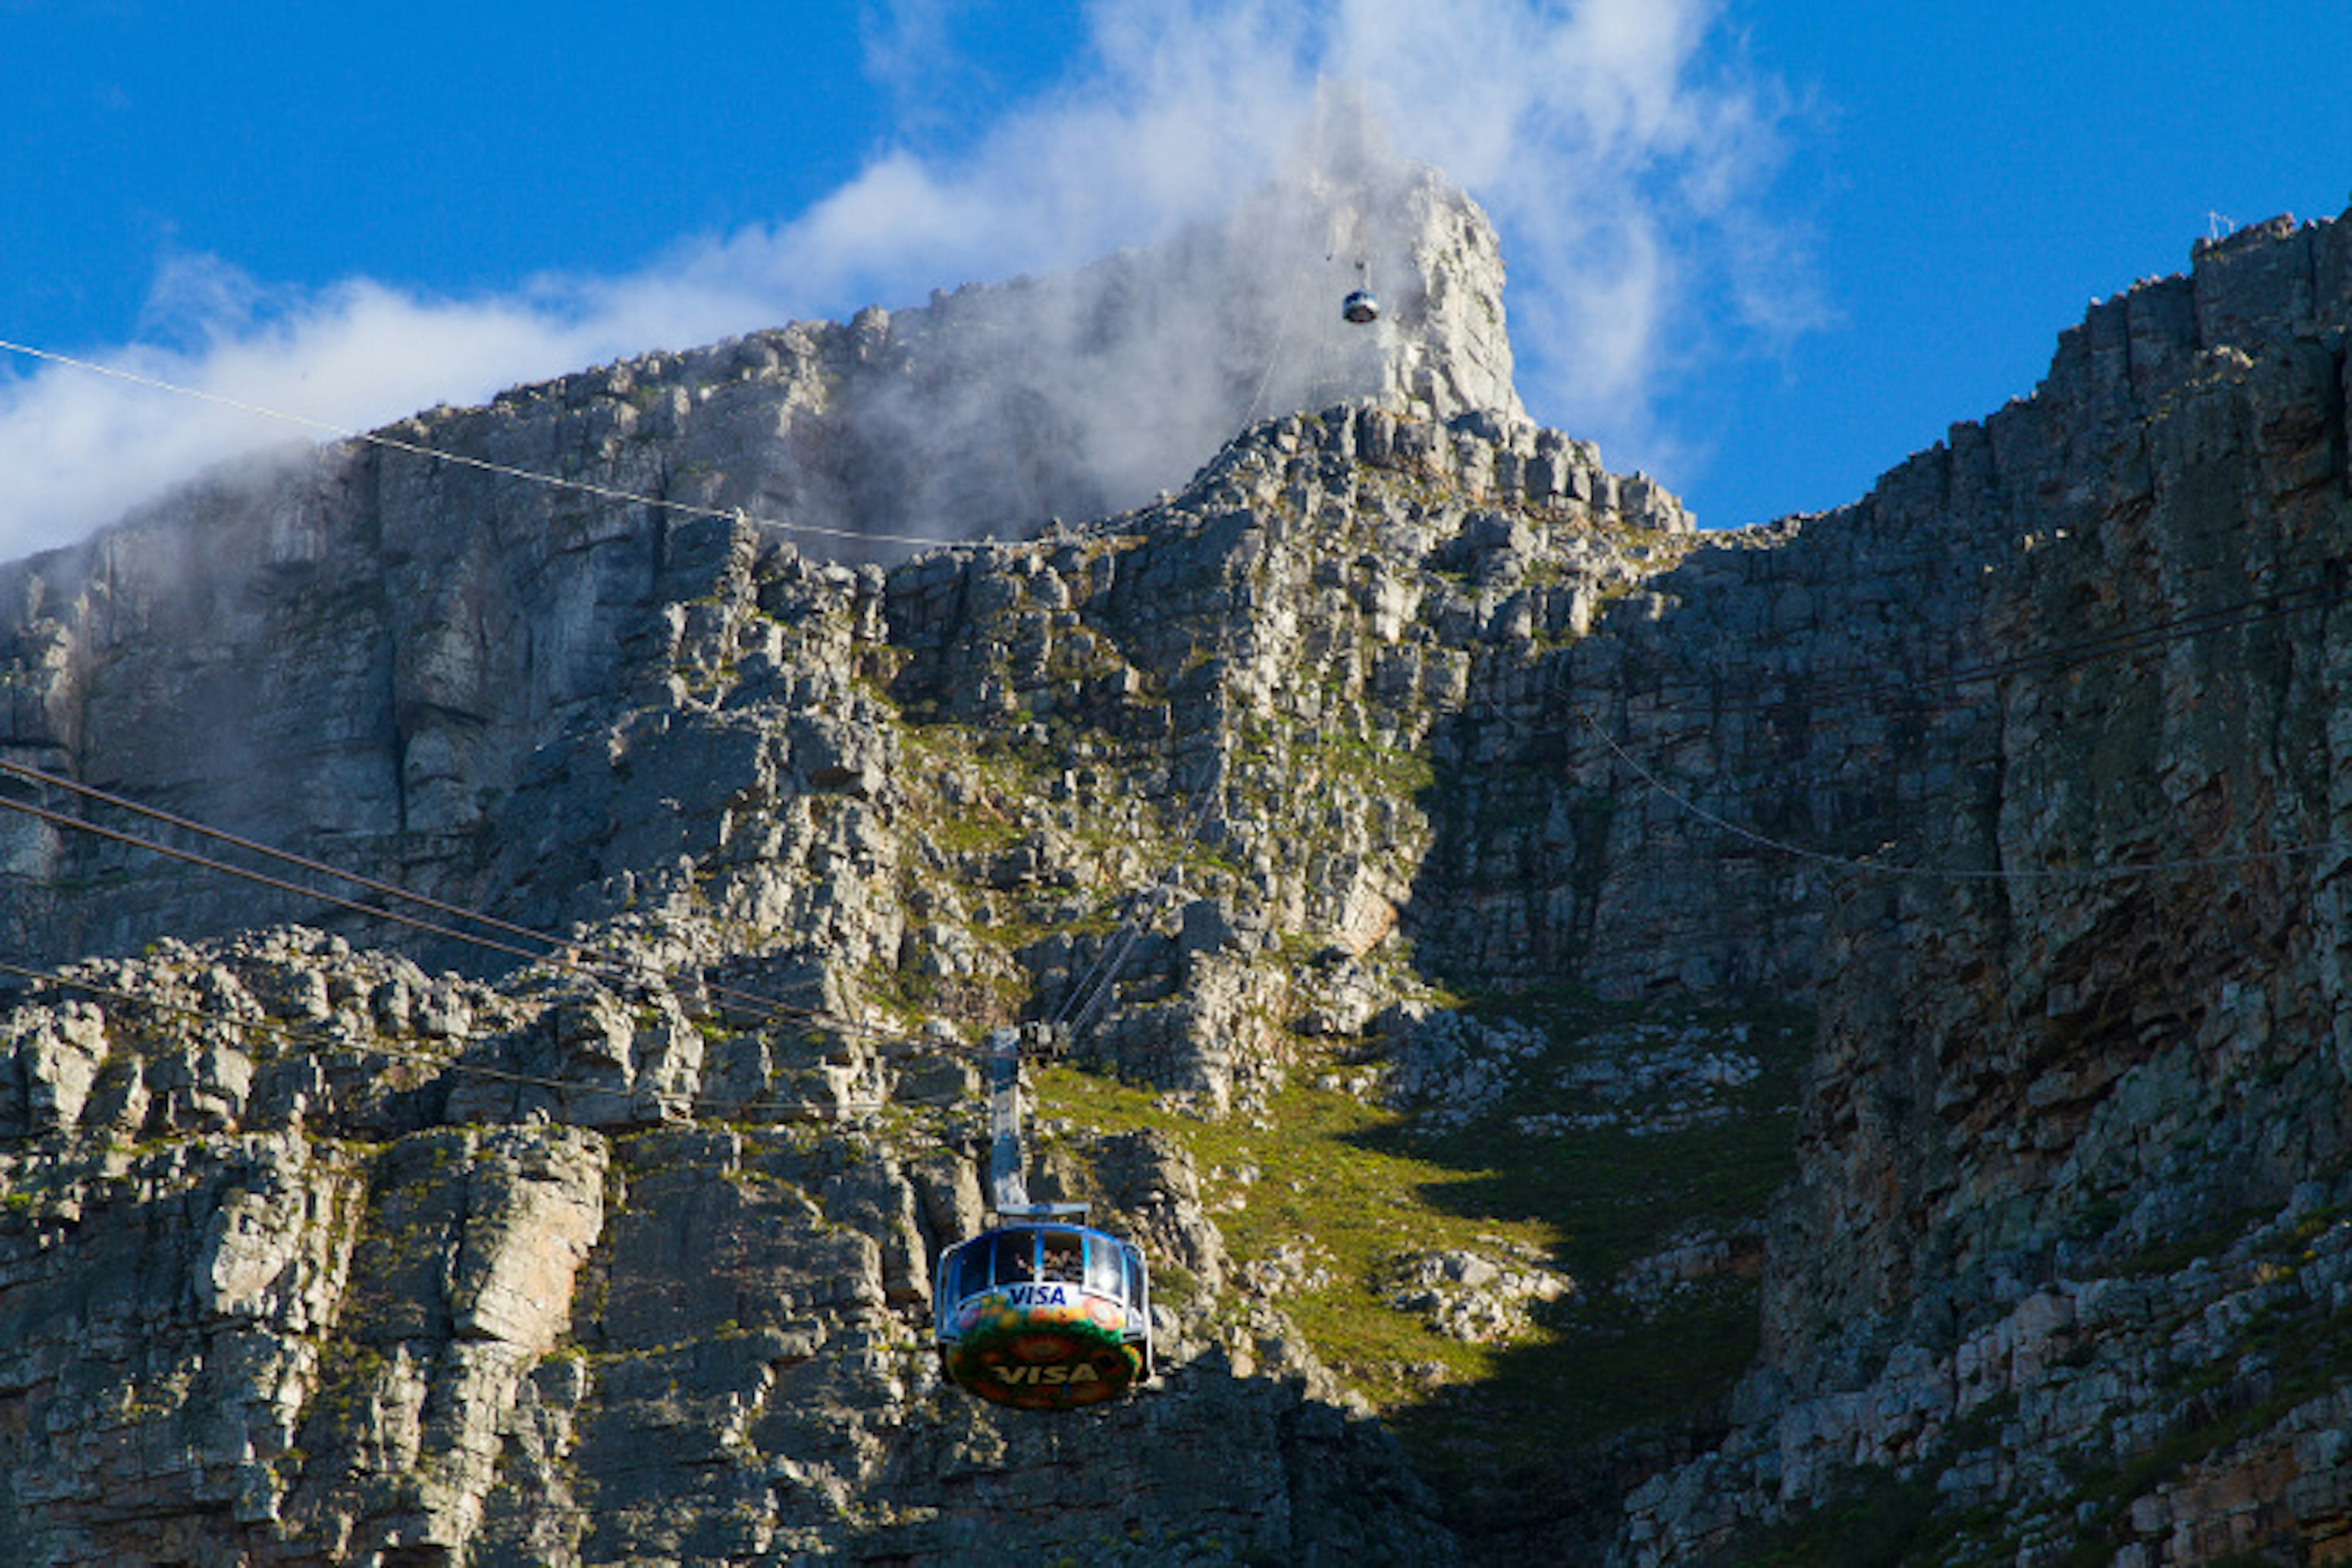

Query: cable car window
<box><xmin>990</xmin><ymin>1231</ymin><xmax>1036</xmax><ymax>1285</ymax></box>
<box><xmin>948</xmin><ymin>1244</ymin><xmax>985</xmax><ymax>1302</ymax></box>
<box><xmin>1038</xmin><ymin>1231</ymin><xmax>1084</xmax><ymax>1284</ymax></box>
<box><xmin>1124</xmin><ymin>1248</ymin><xmax>1146</xmax><ymax>1313</ymax></box>
<box><xmin>1085</xmin><ymin>1235</ymin><xmax>1123</xmax><ymax>1298</ymax></box>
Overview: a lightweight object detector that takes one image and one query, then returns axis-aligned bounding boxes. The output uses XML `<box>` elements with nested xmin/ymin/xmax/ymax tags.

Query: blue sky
<box><xmin>1</xmin><ymin>0</ymin><xmax>2346</xmax><ymax>554</ymax></box>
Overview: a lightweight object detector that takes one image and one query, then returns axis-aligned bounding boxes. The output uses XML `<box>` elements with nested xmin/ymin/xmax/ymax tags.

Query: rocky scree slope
<box><xmin>0</xmin><ymin>198</ymin><xmax>2350</xmax><ymax>1568</ymax></box>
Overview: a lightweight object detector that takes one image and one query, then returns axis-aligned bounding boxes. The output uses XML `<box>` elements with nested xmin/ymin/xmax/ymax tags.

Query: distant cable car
<box><xmin>1341</xmin><ymin>288</ymin><xmax>1380</xmax><ymax>324</ymax></box>
<box><xmin>932</xmin><ymin>1028</ymin><xmax>1154</xmax><ymax>1411</ymax></box>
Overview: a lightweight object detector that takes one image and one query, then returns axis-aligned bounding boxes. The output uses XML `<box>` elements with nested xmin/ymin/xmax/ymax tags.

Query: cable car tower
<box><xmin>930</xmin><ymin>1027</ymin><xmax>1153</xmax><ymax>1411</ymax></box>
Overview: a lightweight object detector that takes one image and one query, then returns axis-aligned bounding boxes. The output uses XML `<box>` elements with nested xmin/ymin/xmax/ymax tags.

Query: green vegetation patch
<box><xmin>1034</xmin><ymin>1060</ymin><xmax>1536</xmax><ymax>1406</ymax></box>
<box><xmin>1035</xmin><ymin>990</ymin><xmax>1813</xmax><ymax>1533</ymax></box>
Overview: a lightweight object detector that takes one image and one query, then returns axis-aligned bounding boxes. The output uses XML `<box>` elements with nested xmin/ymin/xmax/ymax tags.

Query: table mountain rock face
<box><xmin>0</xmin><ymin>152</ymin><xmax>1515</xmax><ymax>972</ymax></box>
<box><xmin>3</xmin><ymin>183</ymin><xmax>2352</xmax><ymax>1566</ymax></box>
<box><xmin>1585</xmin><ymin>217</ymin><xmax>2352</xmax><ymax>1564</ymax></box>
<box><xmin>1621</xmin><ymin>212</ymin><xmax>2352</xmax><ymax>1563</ymax></box>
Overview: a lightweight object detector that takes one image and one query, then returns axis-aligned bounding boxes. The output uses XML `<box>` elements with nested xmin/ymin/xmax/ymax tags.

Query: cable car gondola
<box><xmin>932</xmin><ymin>1028</ymin><xmax>1153</xmax><ymax>1411</ymax></box>
<box><xmin>1341</xmin><ymin>257</ymin><xmax>1380</xmax><ymax>324</ymax></box>
<box><xmin>933</xmin><ymin>1218</ymin><xmax>1152</xmax><ymax>1410</ymax></box>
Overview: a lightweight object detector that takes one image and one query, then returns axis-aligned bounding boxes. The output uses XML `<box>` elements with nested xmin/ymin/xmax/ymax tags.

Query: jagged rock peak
<box><xmin>338</xmin><ymin>151</ymin><xmax>1521</xmax><ymax>568</ymax></box>
<box><xmin>1167</xmin><ymin>400</ymin><xmax>1684</xmax><ymax>535</ymax></box>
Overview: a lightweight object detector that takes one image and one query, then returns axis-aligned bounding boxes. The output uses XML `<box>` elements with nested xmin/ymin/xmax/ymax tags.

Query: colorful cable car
<box><xmin>932</xmin><ymin>1027</ymin><xmax>1155</xmax><ymax>1410</ymax></box>
<box><xmin>933</xmin><ymin>1219</ymin><xmax>1152</xmax><ymax>1411</ymax></box>
<box><xmin>1341</xmin><ymin>288</ymin><xmax>1381</xmax><ymax>324</ymax></box>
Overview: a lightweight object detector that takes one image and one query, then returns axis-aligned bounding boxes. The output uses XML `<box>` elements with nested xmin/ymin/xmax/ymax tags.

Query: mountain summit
<box><xmin>1</xmin><ymin>189</ymin><xmax>2350</xmax><ymax>1566</ymax></box>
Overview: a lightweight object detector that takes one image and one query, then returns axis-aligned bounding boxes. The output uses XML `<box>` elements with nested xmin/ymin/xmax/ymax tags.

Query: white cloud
<box><xmin>0</xmin><ymin>266</ymin><xmax>622</xmax><ymax>560</ymax></box>
<box><xmin>0</xmin><ymin>0</ymin><xmax>1814</xmax><ymax>557</ymax></box>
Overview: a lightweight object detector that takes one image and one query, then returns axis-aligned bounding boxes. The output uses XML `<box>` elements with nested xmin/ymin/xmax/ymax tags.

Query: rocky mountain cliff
<box><xmin>2</xmin><ymin>167</ymin><xmax>2350</xmax><ymax>1567</ymax></box>
<box><xmin>0</xmin><ymin>148</ymin><xmax>1517</xmax><ymax>972</ymax></box>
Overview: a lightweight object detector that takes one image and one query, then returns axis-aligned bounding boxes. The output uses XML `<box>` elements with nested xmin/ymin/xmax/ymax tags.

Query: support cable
<box><xmin>1053</xmin><ymin>758</ymin><xmax>1227</xmax><ymax>1044</ymax></box>
<box><xmin>0</xmin><ymin>955</ymin><xmax>616</xmax><ymax>1106</ymax></box>
<box><xmin>1575</xmin><ymin>707</ymin><xmax>2352</xmax><ymax>884</ymax></box>
<box><xmin>0</xmin><ymin>336</ymin><xmax>942</xmax><ymax>549</ymax></box>
<box><xmin>0</xmin><ymin>755</ymin><xmax>884</xmax><ymax>1039</ymax></box>
<box><xmin>0</xmin><ymin>950</ymin><xmax>915</xmax><ymax>1123</ymax></box>
<box><xmin>2</xmin><ymin>756</ymin><xmax>602</xmax><ymax>959</ymax></box>
<box><xmin>0</xmin><ymin>784</ymin><xmax>912</xmax><ymax>1052</ymax></box>
<box><xmin>1600</xmin><ymin>567</ymin><xmax>2352</xmax><ymax>725</ymax></box>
